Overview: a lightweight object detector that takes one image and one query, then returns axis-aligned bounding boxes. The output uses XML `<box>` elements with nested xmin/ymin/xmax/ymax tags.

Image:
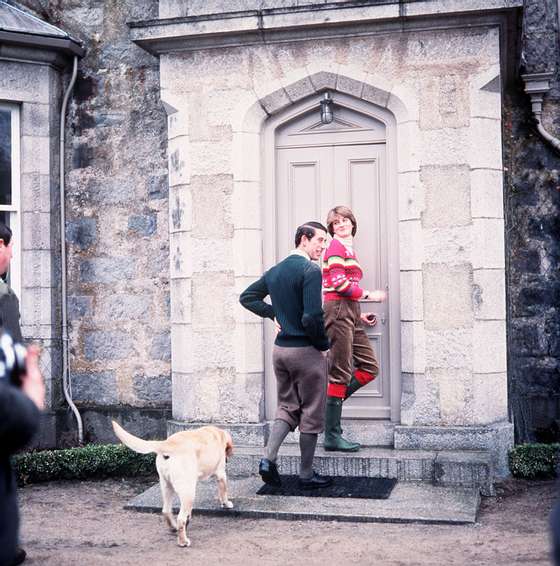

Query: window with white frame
<box><xmin>0</xmin><ymin>103</ymin><xmax>21</xmax><ymax>297</ymax></box>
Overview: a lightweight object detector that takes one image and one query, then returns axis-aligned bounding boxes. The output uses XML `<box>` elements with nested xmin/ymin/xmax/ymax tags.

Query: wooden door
<box><xmin>266</xmin><ymin>104</ymin><xmax>392</xmax><ymax>420</ymax></box>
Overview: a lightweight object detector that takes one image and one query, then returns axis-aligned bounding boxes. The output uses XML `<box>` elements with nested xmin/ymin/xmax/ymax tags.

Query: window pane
<box><xmin>0</xmin><ymin>109</ymin><xmax>12</xmax><ymax>206</ymax></box>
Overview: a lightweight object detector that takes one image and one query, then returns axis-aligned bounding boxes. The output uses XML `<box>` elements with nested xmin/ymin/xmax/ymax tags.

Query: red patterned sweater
<box><xmin>322</xmin><ymin>237</ymin><xmax>364</xmax><ymax>301</ymax></box>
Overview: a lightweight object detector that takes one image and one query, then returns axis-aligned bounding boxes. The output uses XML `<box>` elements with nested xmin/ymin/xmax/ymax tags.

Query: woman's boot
<box><xmin>324</xmin><ymin>396</ymin><xmax>361</xmax><ymax>452</ymax></box>
<box><xmin>344</xmin><ymin>369</ymin><xmax>376</xmax><ymax>400</ymax></box>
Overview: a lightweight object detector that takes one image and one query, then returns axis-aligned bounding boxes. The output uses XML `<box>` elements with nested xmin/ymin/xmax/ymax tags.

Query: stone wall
<box><xmin>504</xmin><ymin>0</ymin><xmax>560</xmax><ymax>443</ymax></box>
<box><xmin>12</xmin><ymin>0</ymin><xmax>171</xmax><ymax>443</ymax></box>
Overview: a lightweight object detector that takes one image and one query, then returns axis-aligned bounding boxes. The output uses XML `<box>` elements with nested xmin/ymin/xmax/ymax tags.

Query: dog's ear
<box><xmin>224</xmin><ymin>431</ymin><xmax>234</xmax><ymax>459</ymax></box>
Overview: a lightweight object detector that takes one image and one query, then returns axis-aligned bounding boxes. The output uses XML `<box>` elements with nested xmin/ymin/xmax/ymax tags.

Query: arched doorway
<box><xmin>263</xmin><ymin>91</ymin><xmax>401</xmax><ymax>432</ymax></box>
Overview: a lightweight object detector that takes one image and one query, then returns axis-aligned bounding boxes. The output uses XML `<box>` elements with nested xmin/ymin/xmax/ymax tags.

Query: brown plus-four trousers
<box><xmin>324</xmin><ymin>299</ymin><xmax>379</xmax><ymax>392</ymax></box>
<box><xmin>272</xmin><ymin>345</ymin><xmax>328</xmax><ymax>434</ymax></box>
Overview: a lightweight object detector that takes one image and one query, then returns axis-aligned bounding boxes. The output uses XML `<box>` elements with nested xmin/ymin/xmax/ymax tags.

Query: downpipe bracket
<box><xmin>522</xmin><ymin>72</ymin><xmax>560</xmax><ymax>154</ymax></box>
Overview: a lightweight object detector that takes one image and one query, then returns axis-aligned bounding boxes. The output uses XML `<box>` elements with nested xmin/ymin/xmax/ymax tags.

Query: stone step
<box><xmin>126</xmin><ymin>477</ymin><xmax>481</xmax><ymax>525</ymax></box>
<box><xmin>166</xmin><ymin>422</ymin><xmax>494</xmax><ymax>494</ymax></box>
<box><xmin>167</xmin><ymin>419</ymin><xmax>395</xmax><ymax>447</ymax></box>
<box><xmin>229</xmin><ymin>445</ymin><xmax>494</xmax><ymax>495</ymax></box>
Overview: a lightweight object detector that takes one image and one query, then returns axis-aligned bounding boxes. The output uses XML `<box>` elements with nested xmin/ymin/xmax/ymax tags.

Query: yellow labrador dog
<box><xmin>112</xmin><ymin>421</ymin><xmax>234</xmax><ymax>547</ymax></box>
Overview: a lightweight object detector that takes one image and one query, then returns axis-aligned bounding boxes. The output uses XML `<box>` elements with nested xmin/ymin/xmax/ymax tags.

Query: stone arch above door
<box><xmin>232</xmin><ymin>68</ymin><xmax>417</xmax><ymax>138</ymax></box>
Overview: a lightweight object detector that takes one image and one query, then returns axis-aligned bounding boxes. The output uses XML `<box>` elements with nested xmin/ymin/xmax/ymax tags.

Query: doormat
<box><xmin>256</xmin><ymin>476</ymin><xmax>397</xmax><ymax>499</ymax></box>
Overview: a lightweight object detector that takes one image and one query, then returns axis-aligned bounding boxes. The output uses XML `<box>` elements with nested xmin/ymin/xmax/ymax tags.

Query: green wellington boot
<box><xmin>324</xmin><ymin>396</ymin><xmax>361</xmax><ymax>452</ymax></box>
<box><xmin>344</xmin><ymin>376</ymin><xmax>363</xmax><ymax>400</ymax></box>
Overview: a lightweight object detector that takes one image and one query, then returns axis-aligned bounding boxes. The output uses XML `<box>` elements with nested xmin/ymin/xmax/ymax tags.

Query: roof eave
<box><xmin>0</xmin><ymin>29</ymin><xmax>85</xmax><ymax>59</ymax></box>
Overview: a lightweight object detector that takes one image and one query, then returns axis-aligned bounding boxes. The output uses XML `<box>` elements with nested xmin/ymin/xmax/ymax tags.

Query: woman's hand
<box><xmin>273</xmin><ymin>318</ymin><xmax>282</xmax><ymax>334</ymax></box>
<box><xmin>360</xmin><ymin>313</ymin><xmax>377</xmax><ymax>327</ymax></box>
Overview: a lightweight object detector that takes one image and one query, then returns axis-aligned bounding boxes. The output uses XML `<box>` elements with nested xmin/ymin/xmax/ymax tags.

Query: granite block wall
<box><xmin>504</xmin><ymin>0</ymin><xmax>560</xmax><ymax>442</ymax></box>
<box><xmin>13</xmin><ymin>0</ymin><xmax>170</xmax><ymax>443</ymax></box>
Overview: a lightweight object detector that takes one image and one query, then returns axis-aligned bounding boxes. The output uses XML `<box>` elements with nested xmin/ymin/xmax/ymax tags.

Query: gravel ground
<box><xmin>17</xmin><ymin>476</ymin><xmax>557</xmax><ymax>566</ymax></box>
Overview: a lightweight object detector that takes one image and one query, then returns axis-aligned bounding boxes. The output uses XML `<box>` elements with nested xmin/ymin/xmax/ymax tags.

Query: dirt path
<box><xmin>18</xmin><ymin>476</ymin><xmax>557</xmax><ymax>566</ymax></box>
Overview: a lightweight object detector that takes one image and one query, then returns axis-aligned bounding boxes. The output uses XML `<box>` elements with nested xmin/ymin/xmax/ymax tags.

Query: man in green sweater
<box><xmin>240</xmin><ymin>222</ymin><xmax>332</xmax><ymax>489</ymax></box>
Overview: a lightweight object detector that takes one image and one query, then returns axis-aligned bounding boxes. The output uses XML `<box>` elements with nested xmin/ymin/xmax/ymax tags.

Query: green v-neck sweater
<box><xmin>239</xmin><ymin>254</ymin><xmax>330</xmax><ymax>351</ymax></box>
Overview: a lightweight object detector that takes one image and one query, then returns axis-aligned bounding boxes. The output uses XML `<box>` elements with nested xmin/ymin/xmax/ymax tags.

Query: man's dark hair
<box><xmin>0</xmin><ymin>222</ymin><xmax>12</xmax><ymax>245</ymax></box>
<box><xmin>294</xmin><ymin>221</ymin><xmax>327</xmax><ymax>247</ymax></box>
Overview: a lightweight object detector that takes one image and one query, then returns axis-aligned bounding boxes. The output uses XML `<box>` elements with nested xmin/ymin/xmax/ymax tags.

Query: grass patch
<box><xmin>13</xmin><ymin>444</ymin><xmax>155</xmax><ymax>486</ymax></box>
<box><xmin>509</xmin><ymin>443</ymin><xmax>560</xmax><ymax>479</ymax></box>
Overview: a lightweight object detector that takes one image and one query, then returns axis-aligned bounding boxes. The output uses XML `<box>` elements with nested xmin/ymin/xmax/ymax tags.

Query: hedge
<box><xmin>12</xmin><ymin>444</ymin><xmax>156</xmax><ymax>486</ymax></box>
<box><xmin>508</xmin><ymin>443</ymin><xmax>560</xmax><ymax>479</ymax></box>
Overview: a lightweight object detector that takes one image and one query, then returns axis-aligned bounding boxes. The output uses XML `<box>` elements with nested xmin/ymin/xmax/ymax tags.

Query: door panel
<box><xmin>276</xmin><ymin>147</ymin><xmax>333</xmax><ymax>260</ymax></box>
<box><xmin>269</xmin><ymin>141</ymin><xmax>391</xmax><ymax>420</ymax></box>
<box><xmin>334</xmin><ymin>144</ymin><xmax>390</xmax><ymax>419</ymax></box>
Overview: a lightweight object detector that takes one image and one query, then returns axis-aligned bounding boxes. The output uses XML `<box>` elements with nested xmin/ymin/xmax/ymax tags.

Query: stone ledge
<box><xmin>168</xmin><ymin>419</ymin><xmax>395</xmax><ymax>447</ymax></box>
<box><xmin>434</xmin><ymin>451</ymin><xmax>494</xmax><ymax>496</ymax></box>
<box><xmin>394</xmin><ymin>422</ymin><xmax>514</xmax><ymax>478</ymax></box>
<box><xmin>126</xmin><ymin>477</ymin><xmax>481</xmax><ymax>525</ymax></box>
<box><xmin>129</xmin><ymin>0</ymin><xmax>522</xmax><ymax>70</ymax></box>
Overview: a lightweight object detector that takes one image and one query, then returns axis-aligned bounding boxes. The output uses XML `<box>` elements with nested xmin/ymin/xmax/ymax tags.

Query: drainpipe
<box><xmin>60</xmin><ymin>55</ymin><xmax>84</xmax><ymax>444</ymax></box>
<box><xmin>522</xmin><ymin>72</ymin><xmax>560</xmax><ymax>154</ymax></box>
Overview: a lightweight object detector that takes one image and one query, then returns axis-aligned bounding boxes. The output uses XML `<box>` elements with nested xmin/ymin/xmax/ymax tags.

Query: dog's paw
<box><xmin>222</xmin><ymin>500</ymin><xmax>234</xmax><ymax>509</ymax></box>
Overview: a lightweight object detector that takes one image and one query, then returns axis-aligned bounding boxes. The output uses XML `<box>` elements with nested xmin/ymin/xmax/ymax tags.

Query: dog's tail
<box><xmin>112</xmin><ymin>420</ymin><xmax>165</xmax><ymax>455</ymax></box>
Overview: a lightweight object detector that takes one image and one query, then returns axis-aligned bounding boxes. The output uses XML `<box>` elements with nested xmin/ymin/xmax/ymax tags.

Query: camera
<box><xmin>0</xmin><ymin>333</ymin><xmax>27</xmax><ymax>387</ymax></box>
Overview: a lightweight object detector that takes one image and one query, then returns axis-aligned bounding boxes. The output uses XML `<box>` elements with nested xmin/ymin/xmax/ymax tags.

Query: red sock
<box><xmin>327</xmin><ymin>383</ymin><xmax>347</xmax><ymax>398</ymax></box>
<box><xmin>355</xmin><ymin>369</ymin><xmax>375</xmax><ymax>385</ymax></box>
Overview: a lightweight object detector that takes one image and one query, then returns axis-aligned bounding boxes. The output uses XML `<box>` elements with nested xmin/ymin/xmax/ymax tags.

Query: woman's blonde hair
<box><xmin>326</xmin><ymin>205</ymin><xmax>357</xmax><ymax>237</ymax></box>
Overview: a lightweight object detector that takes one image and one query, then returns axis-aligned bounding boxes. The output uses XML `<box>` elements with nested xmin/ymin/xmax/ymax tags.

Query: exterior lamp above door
<box><xmin>320</xmin><ymin>92</ymin><xmax>334</xmax><ymax>124</ymax></box>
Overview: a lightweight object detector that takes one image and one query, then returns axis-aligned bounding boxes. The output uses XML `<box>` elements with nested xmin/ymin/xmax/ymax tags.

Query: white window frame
<box><xmin>0</xmin><ymin>102</ymin><xmax>21</xmax><ymax>299</ymax></box>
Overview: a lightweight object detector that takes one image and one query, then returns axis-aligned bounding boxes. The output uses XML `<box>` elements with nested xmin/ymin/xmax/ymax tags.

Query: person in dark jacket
<box><xmin>0</xmin><ymin>222</ymin><xmax>45</xmax><ymax>566</ymax></box>
<box><xmin>0</xmin><ymin>223</ymin><xmax>22</xmax><ymax>343</ymax></box>
<box><xmin>0</xmin><ymin>348</ymin><xmax>43</xmax><ymax>566</ymax></box>
<box><xmin>239</xmin><ymin>221</ymin><xmax>332</xmax><ymax>490</ymax></box>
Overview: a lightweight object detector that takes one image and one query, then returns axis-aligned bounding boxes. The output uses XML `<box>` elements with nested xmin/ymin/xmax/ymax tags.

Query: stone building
<box><xmin>0</xmin><ymin>0</ymin><xmax>558</xmax><ymax>479</ymax></box>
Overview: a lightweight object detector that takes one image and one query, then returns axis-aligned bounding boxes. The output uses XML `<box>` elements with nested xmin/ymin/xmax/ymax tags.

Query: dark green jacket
<box><xmin>239</xmin><ymin>254</ymin><xmax>329</xmax><ymax>351</ymax></box>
